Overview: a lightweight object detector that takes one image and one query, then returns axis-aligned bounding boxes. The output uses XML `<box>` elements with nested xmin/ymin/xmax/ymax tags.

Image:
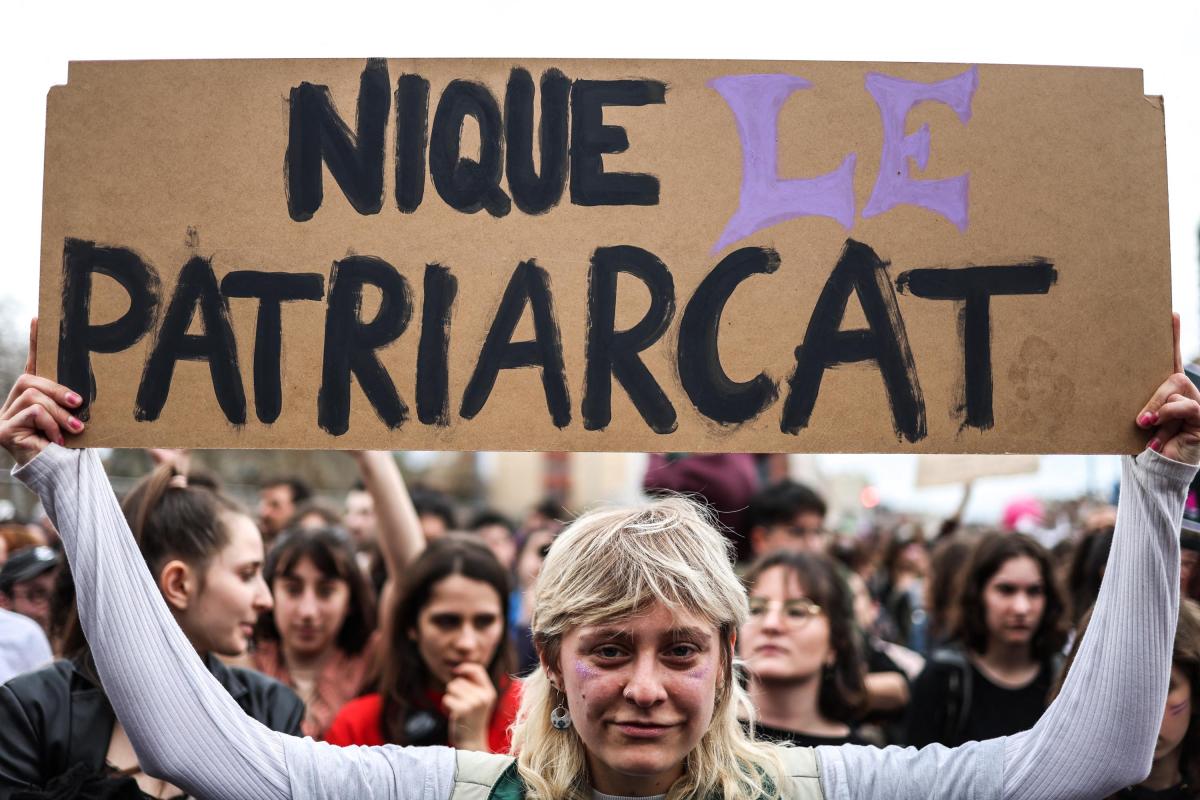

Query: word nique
<box><xmin>58</xmin><ymin>238</ymin><xmax>1055</xmax><ymax>442</ymax></box>
<box><xmin>286</xmin><ymin>59</ymin><xmax>666</xmax><ymax>221</ymax></box>
<box><xmin>287</xmin><ymin>60</ymin><xmax>979</xmax><ymax>255</ymax></box>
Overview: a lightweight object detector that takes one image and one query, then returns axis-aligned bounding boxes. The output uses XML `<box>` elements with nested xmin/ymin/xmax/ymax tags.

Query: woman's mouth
<box><xmin>613</xmin><ymin>721</ymin><xmax>676</xmax><ymax>738</ymax></box>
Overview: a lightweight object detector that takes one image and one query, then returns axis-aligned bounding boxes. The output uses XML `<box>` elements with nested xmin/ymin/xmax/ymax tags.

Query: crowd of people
<box><xmin>0</xmin><ymin>317</ymin><xmax>1198</xmax><ymax>799</ymax></box>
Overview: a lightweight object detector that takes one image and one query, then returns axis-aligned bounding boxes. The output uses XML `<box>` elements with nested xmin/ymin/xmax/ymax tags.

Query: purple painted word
<box><xmin>709</xmin><ymin>66</ymin><xmax>978</xmax><ymax>253</ymax></box>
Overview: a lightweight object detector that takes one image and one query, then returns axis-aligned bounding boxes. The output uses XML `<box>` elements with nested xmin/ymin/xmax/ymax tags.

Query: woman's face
<box><xmin>551</xmin><ymin>602</ymin><xmax>724</xmax><ymax>798</ymax></box>
<box><xmin>183</xmin><ymin>513</ymin><xmax>273</xmax><ymax>656</ymax></box>
<box><xmin>272</xmin><ymin>555</ymin><xmax>351</xmax><ymax>659</ymax></box>
<box><xmin>982</xmin><ymin>555</ymin><xmax>1045</xmax><ymax>648</ymax></box>
<box><xmin>1155</xmin><ymin>665</ymin><xmax>1193</xmax><ymax>762</ymax></box>
<box><xmin>411</xmin><ymin>574</ymin><xmax>504</xmax><ymax>687</ymax></box>
<box><xmin>741</xmin><ymin>565</ymin><xmax>832</xmax><ymax>683</ymax></box>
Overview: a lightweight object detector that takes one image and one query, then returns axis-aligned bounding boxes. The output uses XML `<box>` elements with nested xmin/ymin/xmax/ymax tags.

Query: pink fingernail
<box><xmin>66</xmin><ymin>392</ymin><xmax>82</xmax><ymax>406</ymax></box>
<box><xmin>1138</xmin><ymin>413</ymin><xmax>1151</xmax><ymax>426</ymax></box>
<box><xmin>1149</xmin><ymin>411</ymin><xmax>1160</xmax><ymax>425</ymax></box>
<box><xmin>68</xmin><ymin>417</ymin><xmax>82</xmax><ymax>431</ymax></box>
<box><xmin>1149</xmin><ymin>438</ymin><xmax>1162</xmax><ymax>452</ymax></box>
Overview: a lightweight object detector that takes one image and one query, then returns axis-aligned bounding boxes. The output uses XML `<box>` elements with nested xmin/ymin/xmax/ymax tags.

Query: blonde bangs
<box><xmin>531</xmin><ymin>497</ymin><xmax>747</xmax><ymax>638</ymax></box>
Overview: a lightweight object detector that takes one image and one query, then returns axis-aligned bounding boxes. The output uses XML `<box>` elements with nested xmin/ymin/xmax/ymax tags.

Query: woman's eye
<box><xmin>595</xmin><ymin>645</ymin><xmax>625</xmax><ymax>659</ymax></box>
<box><xmin>666</xmin><ymin>644</ymin><xmax>699</xmax><ymax>659</ymax></box>
<box><xmin>432</xmin><ymin>615</ymin><xmax>462</xmax><ymax>630</ymax></box>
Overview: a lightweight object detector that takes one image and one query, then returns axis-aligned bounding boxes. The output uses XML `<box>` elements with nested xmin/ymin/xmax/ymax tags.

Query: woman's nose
<box><xmin>454</xmin><ymin>625</ymin><xmax>480</xmax><ymax>653</ymax></box>
<box><xmin>623</xmin><ymin>656</ymin><xmax>668</xmax><ymax>707</ymax></box>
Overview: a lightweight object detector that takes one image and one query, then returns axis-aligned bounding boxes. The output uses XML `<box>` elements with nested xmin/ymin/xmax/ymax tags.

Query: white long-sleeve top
<box><xmin>15</xmin><ymin>445</ymin><xmax>1195</xmax><ymax>800</ymax></box>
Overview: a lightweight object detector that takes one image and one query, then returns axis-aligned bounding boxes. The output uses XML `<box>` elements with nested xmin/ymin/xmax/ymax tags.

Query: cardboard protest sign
<box><xmin>916</xmin><ymin>454</ymin><xmax>1040</xmax><ymax>487</ymax></box>
<box><xmin>38</xmin><ymin>58</ymin><xmax>1170</xmax><ymax>453</ymax></box>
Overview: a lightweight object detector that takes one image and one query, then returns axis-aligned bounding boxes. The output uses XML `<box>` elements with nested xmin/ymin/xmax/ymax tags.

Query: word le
<box><xmin>58</xmin><ymin>238</ymin><xmax>1054</xmax><ymax>441</ymax></box>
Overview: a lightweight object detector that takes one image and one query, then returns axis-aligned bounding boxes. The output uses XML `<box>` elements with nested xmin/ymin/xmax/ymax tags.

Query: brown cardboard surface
<box><xmin>38</xmin><ymin>58</ymin><xmax>1172</xmax><ymax>453</ymax></box>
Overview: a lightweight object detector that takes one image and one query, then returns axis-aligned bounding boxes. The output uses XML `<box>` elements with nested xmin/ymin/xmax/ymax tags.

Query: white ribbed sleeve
<box><xmin>15</xmin><ymin>445</ymin><xmax>456</xmax><ymax>800</ymax></box>
<box><xmin>817</xmin><ymin>449</ymin><xmax>1195</xmax><ymax>800</ymax></box>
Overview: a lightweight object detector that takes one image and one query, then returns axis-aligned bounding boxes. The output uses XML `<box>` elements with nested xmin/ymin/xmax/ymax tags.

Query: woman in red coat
<box><xmin>325</xmin><ymin>534</ymin><xmax>520</xmax><ymax>754</ymax></box>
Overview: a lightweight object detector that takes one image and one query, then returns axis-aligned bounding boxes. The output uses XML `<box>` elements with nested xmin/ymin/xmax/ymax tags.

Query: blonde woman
<box><xmin>1</xmin><ymin>322</ymin><xmax>1198</xmax><ymax>799</ymax></box>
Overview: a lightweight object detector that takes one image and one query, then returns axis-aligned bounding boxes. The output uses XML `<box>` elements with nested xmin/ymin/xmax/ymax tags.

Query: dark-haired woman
<box><xmin>740</xmin><ymin>550</ymin><xmax>869</xmax><ymax>746</ymax></box>
<box><xmin>906</xmin><ymin>532</ymin><xmax>1067</xmax><ymax>747</ymax></box>
<box><xmin>0</xmin><ymin>459</ymin><xmax>303</xmax><ymax>799</ymax></box>
<box><xmin>254</xmin><ymin>450</ymin><xmax>423</xmax><ymax>740</ymax></box>
<box><xmin>252</xmin><ymin>527</ymin><xmax>377</xmax><ymax>740</ymax></box>
<box><xmin>325</xmin><ymin>534</ymin><xmax>520</xmax><ymax>754</ymax></box>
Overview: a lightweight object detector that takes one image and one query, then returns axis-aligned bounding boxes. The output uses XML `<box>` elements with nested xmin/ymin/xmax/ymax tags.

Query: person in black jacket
<box><xmin>906</xmin><ymin>532</ymin><xmax>1067</xmax><ymax>748</ymax></box>
<box><xmin>0</xmin><ymin>456</ymin><xmax>303</xmax><ymax>799</ymax></box>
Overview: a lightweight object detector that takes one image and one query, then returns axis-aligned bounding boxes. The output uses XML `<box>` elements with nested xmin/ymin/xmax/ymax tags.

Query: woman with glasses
<box><xmin>741</xmin><ymin>551</ymin><xmax>870</xmax><ymax>746</ymax></box>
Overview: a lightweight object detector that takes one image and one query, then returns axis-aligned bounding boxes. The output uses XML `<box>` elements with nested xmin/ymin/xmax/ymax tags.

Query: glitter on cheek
<box><xmin>1169</xmin><ymin>700</ymin><xmax>1190</xmax><ymax>716</ymax></box>
<box><xmin>685</xmin><ymin>665</ymin><xmax>711</xmax><ymax>682</ymax></box>
<box><xmin>574</xmin><ymin>660</ymin><xmax>600</xmax><ymax>682</ymax></box>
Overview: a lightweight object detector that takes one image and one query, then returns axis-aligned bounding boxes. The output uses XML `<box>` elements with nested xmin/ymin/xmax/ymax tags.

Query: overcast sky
<box><xmin>2</xmin><ymin>0</ymin><xmax>1194</xmax><ymax>521</ymax></box>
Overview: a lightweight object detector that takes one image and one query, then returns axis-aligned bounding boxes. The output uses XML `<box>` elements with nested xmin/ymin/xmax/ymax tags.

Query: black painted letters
<box><xmin>286</xmin><ymin>58</ymin><xmax>390</xmax><ymax>221</ymax></box>
<box><xmin>896</xmin><ymin>261</ymin><xmax>1057</xmax><ymax>430</ymax></box>
<box><xmin>318</xmin><ymin>257</ymin><xmax>412</xmax><ymax>435</ymax></box>
<box><xmin>782</xmin><ymin>239</ymin><xmax>926</xmax><ymax>442</ymax></box>
<box><xmin>583</xmin><ymin>246</ymin><xmax>676</xmax><ymax>433</ymax></box>
<box><xmin>58</xmin><ymin>239</ymin><xmax>161</xmax><ymax>418</ymax></box>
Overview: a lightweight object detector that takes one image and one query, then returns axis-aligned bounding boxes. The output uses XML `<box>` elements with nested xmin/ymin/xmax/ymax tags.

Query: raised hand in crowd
<box><xmin>350</xmin><ymin>450</ymin><xmax>425</xmax><ymax>633</ymax></box>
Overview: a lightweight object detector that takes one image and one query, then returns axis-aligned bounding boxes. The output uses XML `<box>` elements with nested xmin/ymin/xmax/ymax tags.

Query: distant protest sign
<box><xmin>37</xmin><ymin>58</ymin><xmax>1170</xmax><ymax>453</ymax></box>
<box><xmin>916</xmin><ymin>454</ymin><xmax>1040</xmax><ymax>487</ymax></box>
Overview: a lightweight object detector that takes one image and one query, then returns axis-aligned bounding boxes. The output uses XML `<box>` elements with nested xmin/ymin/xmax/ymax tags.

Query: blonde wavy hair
<box><xmin>509</xmin><ymin>496</ymin><xmax>785</xmax><ymax>800</ymax></box>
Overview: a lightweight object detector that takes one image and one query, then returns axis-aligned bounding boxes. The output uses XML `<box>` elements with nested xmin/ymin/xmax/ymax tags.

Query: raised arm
<box><xmin>999</xmin><ymin>447</ymin><xmax>1193</xmax><ymax>798</ymax></box>
<box><xmin>16</xmin><ymin>445</ymin><xmax>294</xmax><ymax>799</ymax></box>
<box><xmin>0</xmin><ymin>326</ymin><xmax>454</xmax><ymax>800</ymax></box>
<box><xmin>351</xmin><ymin>450</ymin><xmax>425</xmax><ymax>632</ymax></box>
<box><xmin>818</xmin><ymin>322</ymin><xmax>1200</xmax><ymax>800</ymax></box>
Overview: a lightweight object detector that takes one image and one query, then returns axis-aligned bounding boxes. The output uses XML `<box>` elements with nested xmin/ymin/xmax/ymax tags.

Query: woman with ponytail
<box><xmin>0</xmin><ymin>455</ymin><xmax>304</xmax><ymax>799</ymax></box>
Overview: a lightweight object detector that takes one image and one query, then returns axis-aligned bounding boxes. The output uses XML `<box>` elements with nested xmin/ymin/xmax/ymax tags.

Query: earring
<box><xmin>550</xmin><ymin>696</ymin><xmax>572</xmax><ymax>730</ymax></box>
